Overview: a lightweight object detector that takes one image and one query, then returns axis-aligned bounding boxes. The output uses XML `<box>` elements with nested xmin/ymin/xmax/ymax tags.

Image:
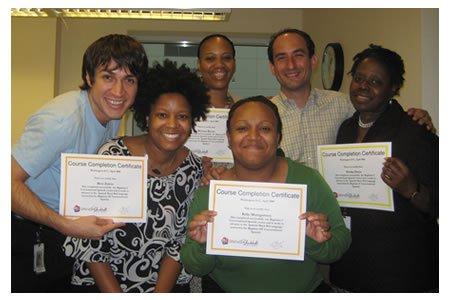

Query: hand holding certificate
<box><xmin>181</xmin><ymin>97</ymin><xmax>352</xmax><ymax>292</ymax></box>
<box><xmin>317</xmin><ymin>142</ymin><xmax>394</xmax><ymax>211</ymax></box>
<box><xmin>204</xmin><ymin>180</ymin><xmax>307</xmax><ymax>261</ymax></box>
<box><xmin>59</xmin><ymin>153</ymin><xmax>148</xmax><ymax>223</ymax></box>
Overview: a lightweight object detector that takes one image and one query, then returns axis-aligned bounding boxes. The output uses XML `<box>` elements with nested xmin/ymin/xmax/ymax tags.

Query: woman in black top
<box><xmin>329</xmin><ymin>44</ymin><xmax>438</xmax><ymax>292</ymax></box>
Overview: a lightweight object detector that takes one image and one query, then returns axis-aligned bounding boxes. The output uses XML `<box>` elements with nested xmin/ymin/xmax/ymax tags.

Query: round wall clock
<box><xmin>321</xmin><ymin>42</ymin><xmax>344</xmax><ymax>91</ymax></box>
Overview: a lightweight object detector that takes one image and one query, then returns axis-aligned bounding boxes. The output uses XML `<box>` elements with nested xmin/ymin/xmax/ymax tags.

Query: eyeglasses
<box><xmin>352</xmin><ymin>73</ymin><xmax>385</xmax><ymax>88</ymax></box>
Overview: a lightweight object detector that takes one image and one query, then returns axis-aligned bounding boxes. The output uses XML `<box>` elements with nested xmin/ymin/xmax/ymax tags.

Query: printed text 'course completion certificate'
<box><xmin>206</xmin><ymin>180</ymin><xmax>307</xmax><ymax>261</ymax></box>
<box><xmin>60</xmin><ymin>153</ymin><xmax>148</xmax><ymax>223</ymax></box>
<box><xmin>317</xmin><ymin>142</ymin><xmax>394</xmax><ymax>211</ymax></box>
<box><xmin>185</xmin><ymin>108</ymin><xmax>233</xmax><ymax>163</ymax></box>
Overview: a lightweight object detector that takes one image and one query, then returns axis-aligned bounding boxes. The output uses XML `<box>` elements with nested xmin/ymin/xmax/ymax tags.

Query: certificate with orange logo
<box><xmin>206</xmin><ymin>180</ymin><xmax>307</xmax><ymax>261</ymax></box>
<box><xmin>59</xmin><ymin>153</ymin><xmax>148</xmax><ymax>223</ymax></box>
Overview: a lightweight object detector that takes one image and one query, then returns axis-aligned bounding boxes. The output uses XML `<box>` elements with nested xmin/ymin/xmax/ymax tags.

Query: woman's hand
<box><xmin>187</xmin><ymin>210</ymin><xmax>217</xmax><ymax>244</ymax></box>
<box><xmin>381</xmin><ymin>157</ymin><xmax>418</xmax><ymax>199</ymax></box>
<box><xmin>87</xmin><ymin>262</ymin><xmax>122</xmax><ymax>292</ymax></box>
<box><xmin>201</xmin><ymin>156</ymin><xmax>213</xmax><ymax>174</ymax></box>
<box><xmin>200</xmin><ymin>166</ymin><xmax>226</xmax><ymax>186</ymax></box>
<box><xmin>300</xmin><ymin>212</ymin><xmax>331</xmax><ymax>243</ymax></box>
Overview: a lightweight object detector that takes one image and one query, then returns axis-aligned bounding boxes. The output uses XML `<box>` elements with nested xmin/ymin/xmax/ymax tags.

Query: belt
<box><xmin>12</xmin><ymin>213</ymin><xmax>57</xmax><ymax>232</ymax></box>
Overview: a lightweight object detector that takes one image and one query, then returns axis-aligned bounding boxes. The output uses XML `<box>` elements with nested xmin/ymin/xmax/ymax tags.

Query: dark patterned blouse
<box><xmin>63</xmin><ymin>137</ymin><xmax>203</xmax><ymax>292</ymax></box>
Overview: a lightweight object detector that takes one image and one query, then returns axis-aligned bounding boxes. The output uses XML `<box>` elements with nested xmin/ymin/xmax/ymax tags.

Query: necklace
<box><xmin>149</xmin><ymin>155</ymin><xmax>177</xmax><ymax>175</ymax></box>
<box><xmin>143</xmin><ymin>142</ymin><xmax>177</xmax><ymax>176</ymax></box>
<box><xmin>224</xmin><ymin>95</ymin><xmax>234</xmax><ymax>108</ymax></box>
<box><xmin>151</xmin><ymin>167</ymin><xmax>162</xmax><ymax>175</ymax></box>
<box><xmin>211</xmin><ymin>94</ymin><xmax>234</xmax><ymax>109</ymax></box>
<box><xmin>358</xmin><ymin>116</ymin><xmax>375</xmax><ymax>129</ymax></box>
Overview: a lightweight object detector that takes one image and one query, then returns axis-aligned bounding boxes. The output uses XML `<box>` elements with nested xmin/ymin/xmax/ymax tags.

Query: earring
<box><xmin>145</xmin><ymin>116</ymin><xmax>150</xmax><ymax>130</ymax></box>
<box><xmin>196</xmin><ymin>69</ymin><xmax>203</xmax><ymax>80</ymax></box>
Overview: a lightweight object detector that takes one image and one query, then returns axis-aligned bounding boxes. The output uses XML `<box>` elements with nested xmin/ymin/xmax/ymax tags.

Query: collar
<box><xmin>351</xmin><ymin>99</ymin><xmax>404</xmax><ymax>135</ymax></box>
<box><xmin>278</xmin><ymin>87</ymin><xmax>318</xmax><ymax>109</ymax></box>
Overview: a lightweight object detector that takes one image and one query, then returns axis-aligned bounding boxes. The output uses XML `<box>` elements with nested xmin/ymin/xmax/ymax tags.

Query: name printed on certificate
<box><xmin>59</xmin><ymin>153</ymin><xmax>148</xmax><ymax>223</ymax></box>
<box><xmin>185</xmin><ymin>108</ymin><xmax>233</xmax><ymax>163</ymax></box>
<box><xmin>206</xmin><ymin>180</ymin><xmax>307</xmax><ymax>261</ymax></box>
<box><xmin>317</xmin><ymin>142</ymin><xmax>394</xmax><ymax>212</ymax></box>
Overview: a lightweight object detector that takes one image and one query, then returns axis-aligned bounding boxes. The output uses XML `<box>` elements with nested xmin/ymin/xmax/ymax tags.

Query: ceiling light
<box><xmin>11</xmin><ymin>8</ymin><xmax>231</xmax><ymax>21</ymax></box>
<box><xmin>11</xmin><ymin>8</ymin><xmax>49</xmax><ymax>17</ymax></box>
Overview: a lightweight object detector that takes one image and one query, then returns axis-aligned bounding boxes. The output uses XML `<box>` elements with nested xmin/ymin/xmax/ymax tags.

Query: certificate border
<box><xmin>186</xmin><ymin>108</ymin><xmax>233</xmax><ymax>163</ymax></box>
<box><xmin>209</xmin><ymin>181</ymin><xmax>305</xmax><ymax>257</ymax></box>
<box><xmin>318</xmin><ymin>142</ymin><xmax>393</xmax><ymax>209</ymax></box>
<box><xmin>61</xmin><ymin>154</ymin><xmax>147</xmax><ymax>219</ymax></box>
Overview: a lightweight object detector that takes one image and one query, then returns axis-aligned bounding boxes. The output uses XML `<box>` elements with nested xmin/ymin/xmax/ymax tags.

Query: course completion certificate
<box><xmin>185</xmin><ymin>108</ymin><xmax>233</xmax><ymax>163</ymax></box>
<box><xmin>317</xmin><ymin>142</ymin><xmax>394</xmax><ymax>212</ymax></box>
<box><xmin>206</xmin><ymin>180</ymin><xmax>307</xmax><ymax>261</ymax></box>
<box><xmin>59</xmin><ymin>153</ymin><xmax>148</xmax><ymax>223</ymax></box>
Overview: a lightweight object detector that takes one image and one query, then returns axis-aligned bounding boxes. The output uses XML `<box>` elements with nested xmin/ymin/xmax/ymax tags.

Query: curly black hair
<box><xmin>350</xmin><ymin>44</ymin><xmax>405</xmax><ymax>95</ymax></box>
<box><xmin>132</xmin><ymin>59</ymin><xmax>210</xmax><ymax>132</ymax></box>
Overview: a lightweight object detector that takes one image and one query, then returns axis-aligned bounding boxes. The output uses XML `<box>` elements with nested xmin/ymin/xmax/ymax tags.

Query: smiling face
<box><xmin>86</xmin><ymin>60</ymin><xmax>138</xmax><ymax>125</ymax></box>
<box><xmin>147</xmin><ymin>93</ymin><xmax>192</xmax><ymax>153</ymax></box>
<box><xmin>269</xmin><ymin>33</ymin><xmax>317</xmax><ymax>93</ymax></box>
<box><xmin>197</xmin><ymin>37</ymin><xmax>236</xmax><ymax>91</ymax></box>
<box><xmin>227</xmin><ymin>102</ymin><xmax>280</xmax><ymax>170</ymax></box>
<box><xmin>350</xmin><ymin>57</ymin><xmax>397</xmax><ymax>115</ymax></box>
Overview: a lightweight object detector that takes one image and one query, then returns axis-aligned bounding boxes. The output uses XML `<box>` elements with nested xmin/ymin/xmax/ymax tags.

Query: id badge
<box><xmin>33</xmin><ymin>243</ymin><xmax>46</xmax><ymax>274</ymax></box>
<box><xmin>343</xmin><ymin>216</ymin><xmax>351</xmax><ymax>231</ymax></box>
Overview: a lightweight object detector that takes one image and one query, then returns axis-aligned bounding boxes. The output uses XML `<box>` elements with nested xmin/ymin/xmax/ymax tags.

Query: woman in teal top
<box><xmin>180</xmin><ymin>96</ymin><xmax>351</xmax><ymax>292</ymax></box>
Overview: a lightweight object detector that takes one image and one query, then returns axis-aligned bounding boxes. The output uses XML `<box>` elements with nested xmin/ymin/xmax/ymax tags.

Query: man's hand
<box><xmin>12</xmin><ymin>157</ymin><xmax>123</xmax><ymax>240</ymax></box>
<box><xmin>61</xmin><ymin>216</ymin><xmax>124</xmax><ymax>240</ymax></box>
<box><xmin>407</xmin><ymin>108</ymin><xmax>436</xmax><ymax>133</ymax></box>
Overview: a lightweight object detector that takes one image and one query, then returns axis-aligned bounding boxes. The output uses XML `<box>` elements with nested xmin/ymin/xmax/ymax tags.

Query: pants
<box><xmin>70</xmin><ymin>283</ymin><xmax>191</xmax><ymax>293</ymax></box>
<box><xmin>201</xmin><ymin>275</ymin><xmax>331</xmax><ymax>292</ymax></box>
<box><xmin>201</xmin><ymin>275</ymin><xmax>225</xmax><ymax>292</ymax></box>
<box><xmin>11</xmin><ymin>214</ymin><xmax>75</xmax><ymax>292</ymax></box>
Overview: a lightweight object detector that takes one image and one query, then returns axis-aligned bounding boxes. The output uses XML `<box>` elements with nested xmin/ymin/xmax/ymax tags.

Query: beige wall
<box><xmin>11</xmin><ymin>9</ymin><xmax>303</xmax><ymax>143</ymax></box>
<box><xmin>11</xmin><ymin>8</ymin><xmax>439</xmax><ymax>143</ymax></box>
<box><xmin>12</xmin><ymin>17</ymin><xmax>57</xmax><ymax>144</ymax></box>
<box><xmin>304</xmin><ymin>8</ymin><xmax>431</xmax><ymax>115</ymax></box>
<box><xmin>56</xmin><ymin>8</ymin><xmax>303</xmax><ymax>95</ymax></box>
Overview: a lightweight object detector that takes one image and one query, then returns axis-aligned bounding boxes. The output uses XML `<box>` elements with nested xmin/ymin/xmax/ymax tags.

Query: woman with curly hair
<box><xmin>64</xmin><ymin>59</ymin><xmax>210</xmax><ymax>292</ymax></box>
